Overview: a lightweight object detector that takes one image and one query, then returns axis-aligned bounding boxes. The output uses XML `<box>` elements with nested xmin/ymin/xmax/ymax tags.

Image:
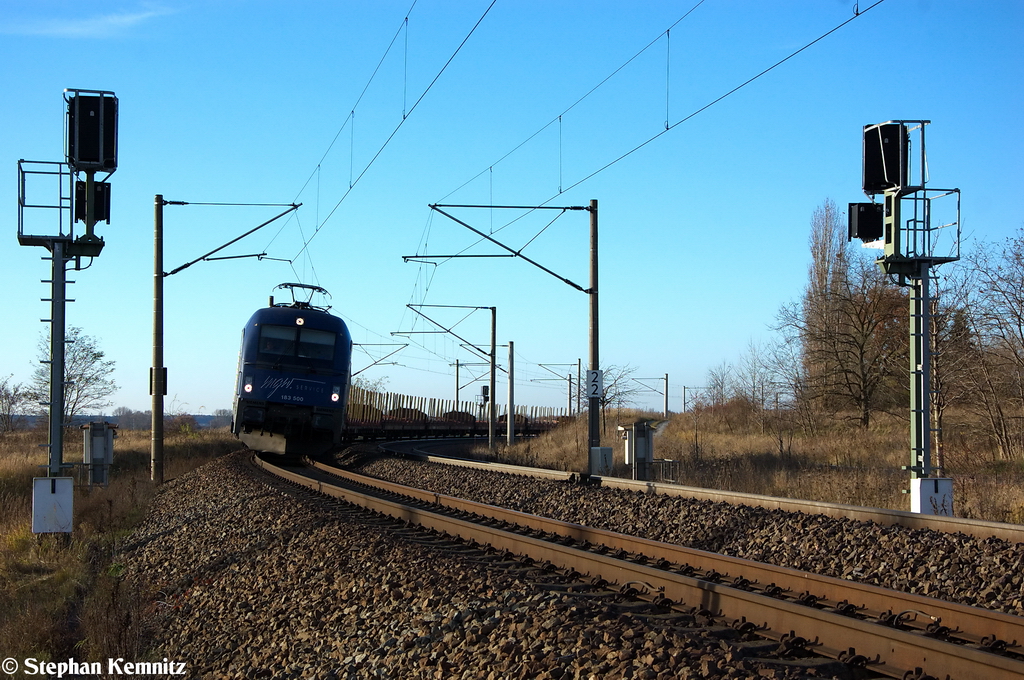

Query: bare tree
<box><xmin>961</xmin><ymin>230</ymin><xmax>1024</xmax><ymax>460</ymax></box>
<box><xmin>0</xmin><ymin>375</ymin><xmax>28</xmax><ymax>434</ymax></box>
<box><xmin>352</xmin><ymin>374</ymin><xmax>390</xmax><ymax>393</ymax></box>
<box><xmin>600</xmin><ymin>364</ymin><xmax>643</xmax><ymax>412</ymax></box>
<box><xmin>705</xmin><ymin>361</ymin><xmax>732</xmax><ymax>408</ymax></box>
<box><xmin>777</xmin><ymin>200</ymin><xmax>907</xmax><ymax>427</ymax></box>
<box><xmin>680</xmin><ymin>386</ymin><xmax>710</xmax><ymax>459</ymax></box>
<box><xmin>832</xmin><ymin>256</ymin><xmax>907</xmax><ymax>426</ymax></box>
<box><xmin>927</xmin><ymin>267</ymin><xmax>982</xmax><ymax>469</ymax></box>
<box><xmin>763</xmin><ymin>336</ymin><xmax>818</xmax><ymax>435</ymax></box>
<box><xmin>803</xmin><ymin>198</ymin><xmax>849</xmax><ymax>404</ymax></box>
<box><xmin>731</xmin><ymin>340</ymin><xmax>782</xmax><ymax>433</ymax></box>
<box><xmin>30</xmin><ymin>326</ymin><xmax>118</xmax><ymax>426</ymax></box>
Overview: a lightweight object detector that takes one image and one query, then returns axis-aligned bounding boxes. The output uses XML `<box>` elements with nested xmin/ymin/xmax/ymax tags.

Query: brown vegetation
<box><xmin>497</xmin><ymin>202</ymin><xmax>1024</xmax><ymax>524</ymax></box>
<box><xmin>0</xmin><ymin>426</ymin><xmax>237</xmax><ymax>664</ymax></box>
<box><xmin>495</xmin><ymin>404</ymin><xmax>1024</xmax><ymax>523</ymax></box>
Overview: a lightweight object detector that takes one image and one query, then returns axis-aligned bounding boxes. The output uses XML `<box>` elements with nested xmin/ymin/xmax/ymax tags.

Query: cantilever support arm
<box><xmin>352</xmin><ymin>344</ymin><xmax>407</xmax><ymax>377</ymax></box>
<box><xmin>165</xmin><ymin>203</ymin><xmax>300</xmax><ymax>276</ymax></box>
<box><xmin>403</xmin><ymin>305</ymin><xmax>492</xmax><ymax>364</ymax></box>
<box><xmin>427</xmin><ymin>204</ymin><xmax>591</xmax><ymax>293</ymax></box>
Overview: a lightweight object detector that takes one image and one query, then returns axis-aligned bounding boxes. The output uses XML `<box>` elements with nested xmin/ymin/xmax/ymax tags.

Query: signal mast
<box><xmin>849</xmin><ymin>121</ymin><xmax>961</xmax><ymax>515</ymax></box>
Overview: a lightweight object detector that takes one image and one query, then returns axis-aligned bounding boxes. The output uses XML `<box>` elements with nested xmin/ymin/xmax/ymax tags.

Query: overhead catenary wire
<box><xmin>426</xmin><ymin>0</ymin><xmax>887</xmax><ymax>269</ymax></box>
<box><xmin>260</xmin><ymin>0</ymin><xmax>487</xmax><ymax>273</ymax></box>
<box><xmin>290</xmin><ymin>0</ymin><xmax>419</xmax><ymax>205</ymax></box>
<box><xmin>284</xmin><ymin>212</ymin><xmax>321</xmax><ymax>287</ymax></box>
<box><xmin>437</xmin><ymin>0</ymin><xmax>708</xmax><ymax>204</ymax></box>
<box><xmin>262</xmin><ymin>0</ymin><xmax>415</xmax><ymax>262</ymax></box>
<box><xmin>359</xmin><ymin>307</ymin><xmax>470</xmax><ymax>372</ymax></box>
<box><xmin>232</xmin><ymin>3</ymin><xmax>500</xmax><ymax>389</ymax></box>
<box><xmin>547</xmin><ymin>0</ymin><xmax>888</xmax><ymax>201</ymax></box>
<box><xmin>350</xmin><ymin>319</ymin><xmax>575</xmax><ymax>397</ymax></box>
<box><xmin>291</xmin><ymin>0</ymin><xmax>499</xmax><ymax>263</ymax></box>
<box><xmin>344</xmin><ymin>311</ymin><xmax>456</xmax><ymax>374</ymax></box>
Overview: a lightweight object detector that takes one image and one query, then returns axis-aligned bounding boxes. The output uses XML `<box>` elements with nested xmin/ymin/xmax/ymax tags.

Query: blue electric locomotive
<box><xmin>232</xmin><ymin>284</ymin><xmax>352</xmax><ymax>457</ymax></box>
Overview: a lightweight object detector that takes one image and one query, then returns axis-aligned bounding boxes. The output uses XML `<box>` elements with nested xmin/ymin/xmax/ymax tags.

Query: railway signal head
<box><xmin>65</xmin><ymin>89</ymin><xmax>118</xmax><ymax>173</ymax></box>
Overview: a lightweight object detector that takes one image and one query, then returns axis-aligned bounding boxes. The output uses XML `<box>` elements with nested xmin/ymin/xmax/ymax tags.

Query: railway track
<box><xmin>253</xmin><ymin>452</ymin><xmax>1024</xmax><ymax>680</ymax></box>
<box><xmin>385</xmin><ymin>439</ymin><xmax>1024</xmax><ymax>544</ymax></box>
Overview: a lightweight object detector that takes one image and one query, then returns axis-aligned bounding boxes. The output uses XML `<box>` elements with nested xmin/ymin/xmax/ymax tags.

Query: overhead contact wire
<box><xmin>292</xmin><ymin>1</ymin><xmax>417</xmax><ymax>203</ymax></box>
<box><xmin>438</xmin><ymin>0</ymin><xmax>706</xmax><ymax>204</ymax></box>
<box><xmin>553</xmin><ymin>0</ymin><xmax>888</xmax><ymax>198</ymax></box>
<box><xmin>427</xmin><ymin>0</ymin><xmax>708</xmax><ymax>259</ymax></box>
<box><xmin>292</xmin><ymin>0</ymin><xmax>498</xmax><ymax>262</ymax></box>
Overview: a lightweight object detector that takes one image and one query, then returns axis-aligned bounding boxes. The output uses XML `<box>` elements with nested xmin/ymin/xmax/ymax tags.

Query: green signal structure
<box><xmin>849</xmin><ymin>120</ymin><xmax>961</xmax><ymax>514</ymax></box>
<box><xmin>17</xmin><ymin>90</ymin><xmax>119</xmax><ymax>533</ymax></box>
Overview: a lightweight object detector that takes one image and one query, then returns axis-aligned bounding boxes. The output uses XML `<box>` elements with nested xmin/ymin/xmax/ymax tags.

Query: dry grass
<box><xmin>486</xmin><ymin>409</ymin><xmax>657</xmax><ymax>473</ymax></box>
<box><xmin>0</xmin><ymin>426</ymin><xmax>239</xmax><ymax>664</ymax></box>
<box><xmin>500</xmin><ymin>406</ymin><xmax>1024</xmax><ymax>522</ymax></box>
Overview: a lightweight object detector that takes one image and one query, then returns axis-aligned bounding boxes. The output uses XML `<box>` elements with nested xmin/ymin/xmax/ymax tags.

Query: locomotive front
<box><xmin>232</xmin><ymin>290</ymin><xmax>352</xmax><ymax>457</ymax></box>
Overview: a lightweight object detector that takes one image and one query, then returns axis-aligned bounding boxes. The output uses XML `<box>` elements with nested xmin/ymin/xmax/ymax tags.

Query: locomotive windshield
<box><xmin>258</xmin><ymin>324</ymin><xmax>336</xmax><ymax>364</ymax></box>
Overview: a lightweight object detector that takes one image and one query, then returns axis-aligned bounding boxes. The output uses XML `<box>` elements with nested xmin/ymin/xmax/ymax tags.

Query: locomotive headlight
<box><xmin>331</xmin><ymin>385</ymin><xmax>341</xmax><ymax>402</ymax></box>
<box><xmin>244</xmin><ymin>376</ymin><xmax>253</xmax><ymax>393</ymax></box>
<box><xmin>296</xmin><ymin>317</ymin><xmax>305</xmax><ymax>326</ymax></box>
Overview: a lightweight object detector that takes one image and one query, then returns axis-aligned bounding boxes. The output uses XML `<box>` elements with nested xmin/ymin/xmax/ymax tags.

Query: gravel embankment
<box><xmin>355</xmin><ymin>456</ymin><xmax>1024</xmax><ymax>617</ymax></box>
<box><xmin>121</xmin><ymin>452</ymin><xmax>840</xmax><ymax>679</ymax></box>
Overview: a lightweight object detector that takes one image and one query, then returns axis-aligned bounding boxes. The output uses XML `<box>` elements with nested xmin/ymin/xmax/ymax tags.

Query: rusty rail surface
<box><xmin>382</xmin><ymin>440</ymin><xmax>1024</xmax><ymax>544</ymax></box>
<box><xmin>255</xmin><ymin>454</ymin><xmax>1024</xmax><ymax>680</ymax></box>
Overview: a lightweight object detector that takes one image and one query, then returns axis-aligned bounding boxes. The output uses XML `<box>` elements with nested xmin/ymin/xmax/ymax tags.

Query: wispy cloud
<box><xmin>2</xmin><ymin>5</ymin><xmax>175</xmax><ymax>38</ymax></box>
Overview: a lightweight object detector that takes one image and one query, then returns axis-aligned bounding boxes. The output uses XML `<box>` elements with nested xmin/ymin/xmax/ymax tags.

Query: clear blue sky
<box><xmin>2</xmin><ymin>1</ymin><xmax>1021</xmax><ymax>416</ymax></box>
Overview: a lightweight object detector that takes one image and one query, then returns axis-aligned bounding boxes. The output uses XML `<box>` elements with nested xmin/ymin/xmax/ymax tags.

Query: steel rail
<box><xmin>255</xmin><ymin>455</ymin><xmax>1024</xmax><ymax>680</ymax></box>
<box><xmin>384</xmin><ymin>442</ymin><xmax>1024</xmax><ymax>544</ymax></box>
<box><xmin>310</xmin><ymin>457</ymin><xmax>1024</xmax><ymax>656</ymax></box>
